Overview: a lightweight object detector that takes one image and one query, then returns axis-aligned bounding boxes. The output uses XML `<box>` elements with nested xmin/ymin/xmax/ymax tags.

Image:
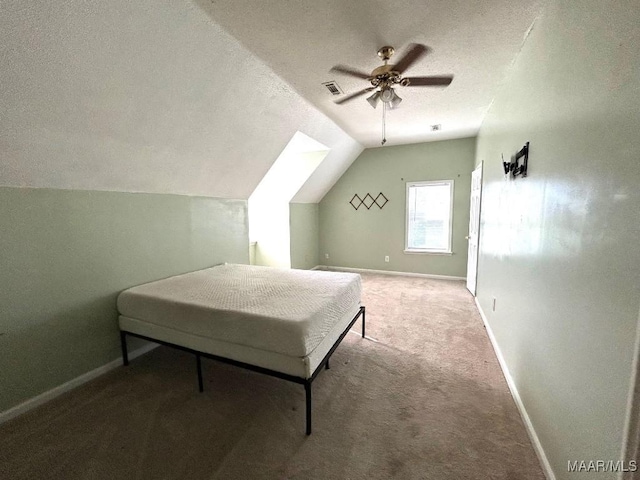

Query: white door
<box><xmin>466</xmin><ymin>162</ymin><xmax>483</xmax><ymax>295</ymax></box>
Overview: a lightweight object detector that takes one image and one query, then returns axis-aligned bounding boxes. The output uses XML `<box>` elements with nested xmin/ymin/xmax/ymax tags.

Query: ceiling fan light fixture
<box><xmin>381</xmin><ymin>88</ymin><xmax>402</xmax><ymax>109</ymax></box>
<box><xmin>390</xmin><ymin>91</ymin><xmax>402</xmax><ymax>109</ymax></box>
<box><xmin>366</xmin><ymin>91</ymin><xmax>381</xmax><ymax>109</ymax></box>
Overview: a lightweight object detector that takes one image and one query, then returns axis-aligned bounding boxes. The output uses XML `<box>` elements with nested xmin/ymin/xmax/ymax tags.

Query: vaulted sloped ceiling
<box><xmin>196</xmin><ymin>0</ymin><xmax>543</xmax><ymax>148</ymax></box>
<box><xmin>0</xmin><ymin>0</ymin><xmax>363</xmax><ymax>201</ymax></box>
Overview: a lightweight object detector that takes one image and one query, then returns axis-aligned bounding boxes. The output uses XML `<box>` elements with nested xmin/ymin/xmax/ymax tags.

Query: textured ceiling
<box><xmin>1</xmin><ymin>0</ymin><xmax>362</xmax><ymax>201</ymax></box>
<box><xmin>196</xmin><ymin>0</ymin><xmax>543</xmax><ymax>147</ymax></box>
<box><xmin>2</xmin><ymin>0</ymin><xmax>545</xmax><ymax>202</ymax></box>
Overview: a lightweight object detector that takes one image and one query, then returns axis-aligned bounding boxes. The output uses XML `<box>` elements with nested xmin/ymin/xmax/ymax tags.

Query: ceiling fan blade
<box><xmin>330</xmin><ymin>65</ymin><xmax>371</xmax><ymax>80</ymax></box>
<box><xmin>404</xmin><ymin>75</ymin><xmax>453</xmax><ymax>87</ymax></box>
<box><xmin>393</xmin><ymin>43</ymin><xmax>429</xmax><ymax>74</ymax></box>
<box><xmin>334</xmin><ymin>87</ymin><xmax>376</xmax><ymax>105</ymax></box>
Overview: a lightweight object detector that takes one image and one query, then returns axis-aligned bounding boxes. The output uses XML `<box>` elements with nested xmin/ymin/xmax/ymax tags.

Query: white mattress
<box><xmin>119</xmin><ymin>303</ymin><xmax>361</xmax><ymax>379</ymax></box>
<box><xmin>117</xmin><ymin>264</ymin><xmax>362</xmax><ymax>358</ymax></box>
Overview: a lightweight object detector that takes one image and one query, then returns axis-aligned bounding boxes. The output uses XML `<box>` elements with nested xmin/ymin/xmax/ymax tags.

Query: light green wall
<box><xmin>319</xmin><ymin>138</ymin><xmax>476</xmax><ymax>277</ymax></box>
<box><xmin>289</xmin><ymin>203</ymin><xmax>320</xmax><ymax>270</ymax></box>
<box><xmin>474</xmin><ymin>1</ymin><xmax>640</xmax><ymax>478</ymax></box>
<box><xmin>0</xmin><ymin>187</ymin><xmax>249</xmax><ymax>413</ymax></box>
<box><xmin>249</xmin><ymin>242</ymin><xmax>257</xmax><ymax>266</ymax></box>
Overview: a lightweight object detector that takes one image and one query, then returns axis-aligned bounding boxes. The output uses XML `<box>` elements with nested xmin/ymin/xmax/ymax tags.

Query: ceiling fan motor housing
<box><xmin>370</xmin><ymin>65</ymin><xmax>402</xmax><ymax>89</ymax></box>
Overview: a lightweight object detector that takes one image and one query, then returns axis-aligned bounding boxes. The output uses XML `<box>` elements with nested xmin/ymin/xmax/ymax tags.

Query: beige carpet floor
<box><xmin>0</xmin><ymin>273</ymin><xmax>545</xmax><ymax>480</ymax></box>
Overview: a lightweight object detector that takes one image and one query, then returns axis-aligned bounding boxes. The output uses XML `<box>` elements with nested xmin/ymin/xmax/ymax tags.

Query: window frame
<box><xmin>404</xmin><ymin>180</ymin><xmax>454</xmax><ymax>255</ymax></box>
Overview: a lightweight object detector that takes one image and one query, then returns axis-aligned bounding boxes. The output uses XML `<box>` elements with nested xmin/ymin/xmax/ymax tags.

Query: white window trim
<box><xmin>405</xmin><ymin>180</ymin><xmax>454</xmax><ymax>254</ymax></box>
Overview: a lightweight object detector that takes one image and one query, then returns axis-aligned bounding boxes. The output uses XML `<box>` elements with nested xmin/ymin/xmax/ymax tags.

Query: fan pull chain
<box><xmin>381</xmin><ymin>101</ymin><xmax>387</xmax><ymax>146</ymax></box>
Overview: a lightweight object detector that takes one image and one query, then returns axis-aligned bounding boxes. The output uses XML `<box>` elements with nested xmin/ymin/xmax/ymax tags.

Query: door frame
<box><xmin>623</xmin><ymin>308</ymin><xmax>640</xmax><ymax>479</ymax></box>
<box><xmin>466</xmin><ymin>161</ymin><xmax>483</xmax><ymax>296</ymax></box>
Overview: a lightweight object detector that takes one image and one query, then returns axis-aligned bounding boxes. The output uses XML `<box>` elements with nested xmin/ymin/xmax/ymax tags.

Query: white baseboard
<box><xmin>0</xmin><ymin>342</ymin><xmax>158</xmax><ymax>425</ymax></box>
<box><xmin>474</xmin><ymin>297</ymin><xmax>556</xmax><ymax>480</ymax></box>
<box><xmin>317</xmin><ymin>265</ymin><xmax>465</xmax><ymax>281</ymax></box>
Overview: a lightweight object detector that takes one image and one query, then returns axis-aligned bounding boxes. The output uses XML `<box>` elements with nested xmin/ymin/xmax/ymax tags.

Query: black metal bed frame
<box><xmin>119</xmin><ymin>306</ymin><xmax>365</xmax><ymax>435</ymax></box>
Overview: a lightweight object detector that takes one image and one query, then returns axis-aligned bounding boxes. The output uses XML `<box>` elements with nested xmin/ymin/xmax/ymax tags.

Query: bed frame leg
<box><xmin>120</xmin><ymin>331</ymin><xmax>129</xmax><ymax>366</ymax></box>
<box><xmin>305</xmin><ymin>382</ymin><xmax>312</xmax><ymax>436</ymax></box>
<box><xmin>325</xmin><ymin>358</ymin><xmax>330</xmax><ymax>370</ymax></box>
<box><xmin>196</xmin><ymin>354</ymin><xmax>204</xmax><ymax>393</ymax></box>
<box><xmin>361</xmin><ymin>306</ymin><xmax>366</xmax><ymax>338</ymax></box>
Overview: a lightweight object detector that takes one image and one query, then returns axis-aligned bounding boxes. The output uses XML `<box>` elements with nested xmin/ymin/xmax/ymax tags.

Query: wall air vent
<box><xmin>322</xmin><ymin>81</ymin><xmax>343</xmax><ymax>96</ymax></box>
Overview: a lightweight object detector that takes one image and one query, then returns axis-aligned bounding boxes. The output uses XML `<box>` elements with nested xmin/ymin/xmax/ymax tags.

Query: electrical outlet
<box><xmin>325</xmin><ymin>253</ymin><xmax>329</xmax><ymax>259</ymax></box>
<box><xmin>384</xmin><ymin>255</ymin><xmax>389</xmax><ymax>262</ymax></box>
<box><xmin>492</xmin><ymin>297</ymin><xmax>497</xmax><ymax>312</ymax></box>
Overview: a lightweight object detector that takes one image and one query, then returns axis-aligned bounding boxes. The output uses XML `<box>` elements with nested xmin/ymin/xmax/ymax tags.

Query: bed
<box><xmin>117</xmin><ymin>263</ymin><xmax>365</xmax><ymax>435</ymax></box>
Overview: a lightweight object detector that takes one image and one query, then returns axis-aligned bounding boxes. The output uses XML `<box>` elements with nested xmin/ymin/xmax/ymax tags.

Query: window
<box><xmin>405</xmin><ymin>180</ymin><xmax>454</xmax><ymax>253</ymax></box>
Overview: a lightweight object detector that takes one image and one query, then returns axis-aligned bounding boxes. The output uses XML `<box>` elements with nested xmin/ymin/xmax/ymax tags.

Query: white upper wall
<box><xmin>249</xmin><ymin>133</ymin><xmax>329</xmax><ymax>267</ymax></box>
<box><xmin>0</xmin><ymin>0</ymin><xmax>363</xmax><ymax>200</ymax></box>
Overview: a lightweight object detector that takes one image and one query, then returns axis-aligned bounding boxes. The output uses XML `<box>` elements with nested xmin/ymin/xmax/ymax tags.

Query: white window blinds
<box><xmin>406</xmin><ymin>180</ymin><xmax>453</xmax><ymax>253</ymax></box>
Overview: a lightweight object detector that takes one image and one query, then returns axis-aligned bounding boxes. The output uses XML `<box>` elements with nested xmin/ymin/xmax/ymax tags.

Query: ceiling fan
<box><xmin>331</xmin><ymin>44</ymin><xmax>453</xmax><ymax>145</ymax></box>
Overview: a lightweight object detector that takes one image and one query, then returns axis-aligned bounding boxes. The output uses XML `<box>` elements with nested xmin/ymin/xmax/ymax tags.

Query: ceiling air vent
<box><xmin>322</xmin><ymin>81</ymin><xmax>343</xmax><ymax>96</ymax></box>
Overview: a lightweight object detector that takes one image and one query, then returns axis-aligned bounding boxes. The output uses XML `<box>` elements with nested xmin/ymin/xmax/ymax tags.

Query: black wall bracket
<box><xmin>503</xmin><ymin>142</ymin><xmax>529</xmax><ymax>178</ymax></box>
